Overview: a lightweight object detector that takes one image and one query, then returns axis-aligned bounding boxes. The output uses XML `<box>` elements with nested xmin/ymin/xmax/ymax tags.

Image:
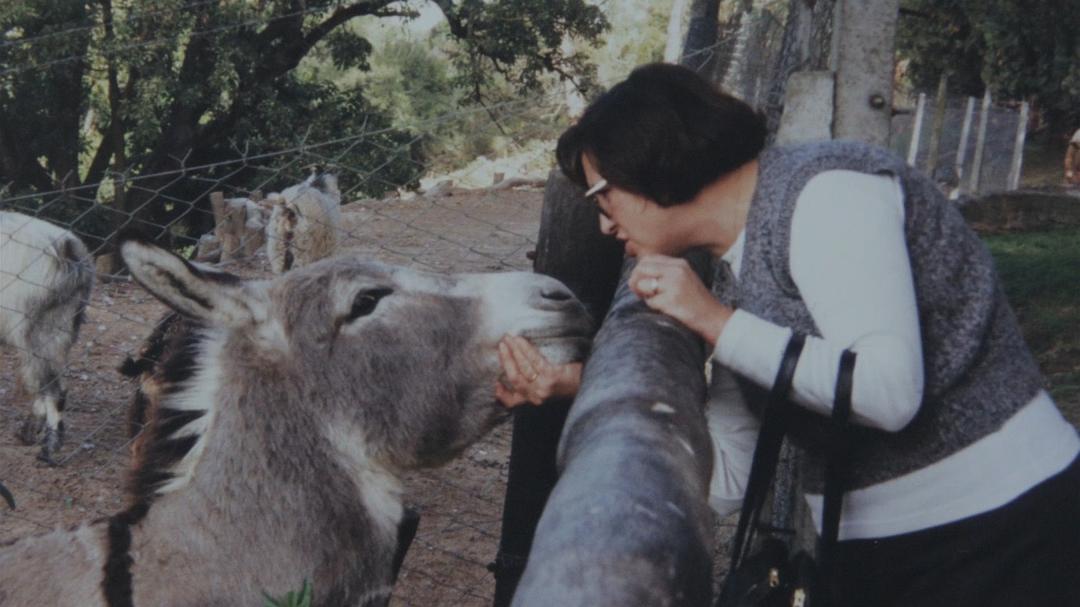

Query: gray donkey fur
<box><xmin>0</xmin><ymin>211</ymin><xmax>94</xmax><ymax>464</ymax></box>
<box><xmin>0</xmin><ymin>238</ymin><xmax>591</xmax><ymax>607</ymax></box>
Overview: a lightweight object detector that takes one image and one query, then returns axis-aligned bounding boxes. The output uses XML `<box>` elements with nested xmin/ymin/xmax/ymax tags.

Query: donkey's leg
<box><xmin>17</xmin><ymin>315</ymin><xmax>76</xmax><ymax>465</ymax></box>
<box><xmin>17</xmin><ymin>354</ymin><xmax>67</xmax><ymax>465</ymax></box>
<box><xmin>391</xmin><ymin>507</ymin><xmax>421</xmax><ymax>583</ymax></box>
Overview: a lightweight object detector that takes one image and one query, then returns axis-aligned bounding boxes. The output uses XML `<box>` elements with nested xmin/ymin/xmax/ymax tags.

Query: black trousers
<box><xmin>831</xmin><ymin>454</ymin><xmax>1080</xmax><ymax>607</ymax></box>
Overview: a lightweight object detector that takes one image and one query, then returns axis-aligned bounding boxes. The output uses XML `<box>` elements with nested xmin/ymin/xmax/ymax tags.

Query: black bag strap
<box><xmin>727</xmin><ymin>339</ymin><xmax>858</xmax><ymax>576</ymax></box>
<box><xmin>728</xmin><ymin>332</ymin><xmax>806</xmax><ymax>570</ymax></box>
<box><xmin>817</xmin><ymin>349</ymin><xmax>856</xmax><ymax>575</ymax></box>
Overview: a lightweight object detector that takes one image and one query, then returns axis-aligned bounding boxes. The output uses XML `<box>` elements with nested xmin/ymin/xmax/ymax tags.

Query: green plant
<box><xmin>985</xmin><ymin>228</ymin><xmax>1080</xmax><ymax>408</ymax></box>
<box><xmin>263</xmin><ymin>579</ymin><xmax>313</xmax><ymax>607</ymax></box>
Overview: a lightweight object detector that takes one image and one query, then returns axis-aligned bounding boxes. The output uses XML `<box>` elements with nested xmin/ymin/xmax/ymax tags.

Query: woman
<box><xmin>496</xmin><ymin>63</ymin><xmax>1080</xmax><ymax>606</ymax></box>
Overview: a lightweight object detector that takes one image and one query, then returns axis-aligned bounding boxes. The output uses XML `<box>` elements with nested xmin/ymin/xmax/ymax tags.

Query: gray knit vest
<box><xmin>711</xmin><ymin>140</ymin><xmax>1045</xmax><ymax>492</ymax></box>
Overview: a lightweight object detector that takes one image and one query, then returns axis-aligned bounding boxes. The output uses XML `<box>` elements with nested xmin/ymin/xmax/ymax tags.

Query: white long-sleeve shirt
<box><xmin>706</xmin><ymin>170</ymin><xmax>1079</xmax><ymax>539</ymax></box>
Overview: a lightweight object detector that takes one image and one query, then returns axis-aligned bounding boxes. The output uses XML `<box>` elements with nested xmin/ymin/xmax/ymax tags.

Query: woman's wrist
<box><xmin>548</xmin><ymin>362</ymin><xmax>583</xmax><ymax>398</ymax></box>
<box><xmin>695</xmin><ymin>301</ymin><xmax>734</xmax><ymax>347</ymax></box>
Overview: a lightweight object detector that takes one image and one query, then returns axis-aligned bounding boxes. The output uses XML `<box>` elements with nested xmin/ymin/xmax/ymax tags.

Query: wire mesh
<box><xmin>890</xmin><ymin>95</ymin><xmax>1028</xmax><ymax>195</ymax></box>
<box><xmin>1</xmin><ymin>84</ymin><xmax>566</xmax><ymax>607</ymax></box>
<box><xmin>1</xmin><ymin>4</ymin><xmax>838</xmax><ymax>606</ymax></box>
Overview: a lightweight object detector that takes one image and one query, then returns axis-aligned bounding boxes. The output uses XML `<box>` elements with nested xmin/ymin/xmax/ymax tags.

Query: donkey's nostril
<box><xmin>541</xmin><ymin>288</ymin><xmax>573</xmax><ymax>302</ymax></box>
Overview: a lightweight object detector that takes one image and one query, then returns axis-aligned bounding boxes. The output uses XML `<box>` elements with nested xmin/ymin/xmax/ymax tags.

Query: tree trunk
<box><xmin>681</xmin><ymin>0</ymin><xmax>721</xmax><ymax>75</ymax></box>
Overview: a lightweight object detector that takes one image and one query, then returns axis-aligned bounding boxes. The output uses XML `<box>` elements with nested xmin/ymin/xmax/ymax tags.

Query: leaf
<box><xmin>262</xmin><ymin>579</ymin><xmax>313</xmax><ymax>607</ymax></box>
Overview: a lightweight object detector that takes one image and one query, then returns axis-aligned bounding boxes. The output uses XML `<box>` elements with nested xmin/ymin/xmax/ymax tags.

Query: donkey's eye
<box><xmin>347</xmin><ymin>288</ymin><xmax>393</xmax><ymax>321</ymax></box>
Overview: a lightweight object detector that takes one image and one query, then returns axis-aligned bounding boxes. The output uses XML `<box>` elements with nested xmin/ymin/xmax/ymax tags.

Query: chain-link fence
<box><xmin>1</xmin><ymin>77</ymin><xmax>570</xmax><ymax>607</ymax></box>
<box><xmin>891</xmin><ymin>94</ymin><xmax>1030</xmax><ymax>196</ymax></box>
<box><xmin>1</xmin><ymin>3</ymin><xmax>843</xmax><ymax>605</ymax></box>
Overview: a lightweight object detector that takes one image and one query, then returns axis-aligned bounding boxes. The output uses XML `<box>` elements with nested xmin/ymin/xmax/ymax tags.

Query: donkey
<box><xmin>0</xmin><ymin>211</ymin><xmax>94</xmax><ymax>464</ymax></box>
<box><xmin>266</xmin><ymin>174</ymin><xmax>342</xmax><ymax>274</ymax></box>
<box><xmin>0</xmin><ymin>237</ymin><xmax>591</xmax><ymax>607</ymax></box>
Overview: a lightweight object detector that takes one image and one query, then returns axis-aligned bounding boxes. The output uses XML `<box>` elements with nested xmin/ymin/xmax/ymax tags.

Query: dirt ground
<box><xmin>4</xmin><ymin>184</ymin><xmax>1074</xmax><ymax>605</ymax></box>
<box><xmin>0</xmin><ymin>186</ymin><xmax>554</xmax><ymax>606</ymax></box>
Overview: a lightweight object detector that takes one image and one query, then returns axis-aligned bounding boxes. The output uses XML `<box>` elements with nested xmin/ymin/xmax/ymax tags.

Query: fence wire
<box><xmin>1</xmin><ymin>87</ymin><xmax>563</xmax><ymax>607</ymax></box>
<box><xmin>891</xmin><ymin>94</ymin><xmax>1028</xmax><ymax>195</ymax></box>
<box><xmin>1</xmin><ymin>5</ymin><xmax>838</xmax><ymax>606</ymax></box>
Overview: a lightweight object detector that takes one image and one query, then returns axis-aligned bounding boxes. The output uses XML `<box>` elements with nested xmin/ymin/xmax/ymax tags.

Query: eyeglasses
<box><xmin>585</xmin><ymin>178</ymin><xmax>612</xmax><ymax>218</ymax></box>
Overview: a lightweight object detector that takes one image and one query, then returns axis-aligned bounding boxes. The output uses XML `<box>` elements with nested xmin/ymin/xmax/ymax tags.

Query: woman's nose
<box><xmin>599</xmin><ymin>214</ymin><xmax>617</xmax><ymax>235</ymax></box>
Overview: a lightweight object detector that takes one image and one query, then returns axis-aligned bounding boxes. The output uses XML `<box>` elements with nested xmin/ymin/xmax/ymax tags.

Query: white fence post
<box><xmin>907</xmin><ymin>92</ymin><xmax>927</xmax><ymax>167</ymax></box>
<box><xmin>925</xmin><ymin>74</ymin><xmax>949</xmax><ymax>177</ymax></box>
<box><xmin>953</xmin><ymin>96</ymin><xmax>977</xmax><ymax>196</ymax></box>
<box><xmin>969</xmin><ymin>89</ymin><xmax>992</xmax><ymax>195</ymax></box>
<box><xmin>1007</xmin><ymin>101</ymin><xmax>1030</xmax><ymax>191</ymax></box>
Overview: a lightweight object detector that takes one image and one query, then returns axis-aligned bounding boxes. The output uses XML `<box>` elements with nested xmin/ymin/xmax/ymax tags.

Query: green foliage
<box><xmin>0</xmin><ymin>0</ymin><xmax>606</xmax><ymax>246</ymax></box>
<box><xmin>263</xmin><ymin>579</ymin><xmax>313</xmax><ymax>607</ymax></box>
<box><xmin>587</xmin><ymin>0</ymin><xmax>673</xmax><ymax>85</ymax></box>
<box><xmin>897</xmin><ymin>0</ymin><xmax>1080</xmax><ymax>137</ymax></box>
<box><xmin>438</xmin><ymin>0</ymin><xmax>607</xmax><ymax>102</ymax></box>
<box><xmin>326</xmin><ymin>30</ymin><xmax>374</xmax><ymax>71</ymax></box>
<box><xmin>355</xmin><ymin>22</ymin><xmax>581</xmax><ymax>173</ymax></box>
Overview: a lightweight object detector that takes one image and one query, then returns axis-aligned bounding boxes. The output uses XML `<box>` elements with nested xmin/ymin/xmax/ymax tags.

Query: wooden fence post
<box><xmin>511</xmin><ymin>251</ymin><xmax>716</xmax><ymax>606</ymax></box>
<box><xmin>491</xmin><ymin>170</ymin><xmax>624</xmax><ymax>607</ymax></box>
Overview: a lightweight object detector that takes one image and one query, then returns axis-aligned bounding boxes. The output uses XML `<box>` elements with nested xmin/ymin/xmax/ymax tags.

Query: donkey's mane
<box><xmin>125</xmin><ymin>313</ymin><xmax>211</xmax><ymax>507</ymax></box>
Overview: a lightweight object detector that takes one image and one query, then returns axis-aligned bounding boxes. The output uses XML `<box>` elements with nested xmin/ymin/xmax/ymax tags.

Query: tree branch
<box><xmin>302</xmin><ymin>1</ymin><xmax>399</xmax><ymax>50</ymax></box>
<box><xmin>83</xmin><ymin>130</ymin><xmax>116</xmax><ymax>189</ymax></box>
<box><xmin>248</xmin><ymin>1</ymin><xmax>397</xmax><ymax>83</ymax></box>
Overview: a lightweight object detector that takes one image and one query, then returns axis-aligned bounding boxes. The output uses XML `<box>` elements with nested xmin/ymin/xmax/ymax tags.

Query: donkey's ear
<box><xmin>119</xmin><ymin>238</ymin><xmax>263</xmax><ymax>327</ymax></box>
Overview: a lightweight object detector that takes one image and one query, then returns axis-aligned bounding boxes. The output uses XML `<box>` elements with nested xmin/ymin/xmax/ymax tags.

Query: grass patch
<box><xmin>984</xmin><ymin>228</ymin><xmax>1080</xmax><ymax>419</ymax></box>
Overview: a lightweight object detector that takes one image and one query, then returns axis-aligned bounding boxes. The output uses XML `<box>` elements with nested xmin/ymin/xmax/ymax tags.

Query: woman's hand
<box><xmin>629</xmin><ymin>254</ymin><xmax>733</xmax><ymax>346</ymax></box>
<box><xmin>495</xmin><ymin>335</ymin><xmax>583</xmax><ymax>408</ymax></box>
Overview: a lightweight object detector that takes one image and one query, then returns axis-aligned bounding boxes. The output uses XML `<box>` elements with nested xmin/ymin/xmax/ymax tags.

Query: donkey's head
<box><xmin>119</xmin><ymin>238</ymin><xmax>591</xmax><ymax>473</ymax></box>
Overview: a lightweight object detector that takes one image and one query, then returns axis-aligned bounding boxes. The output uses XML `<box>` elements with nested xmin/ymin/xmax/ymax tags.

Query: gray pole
<box><xmin>832</xmin><ymin>0</ymin><xmax>900</xmax><ymax>146</ymax></box>
<box><xmin>512</xmin><ymin>254</ymin><xmax>716</xmax><ymax>607</ymax></box>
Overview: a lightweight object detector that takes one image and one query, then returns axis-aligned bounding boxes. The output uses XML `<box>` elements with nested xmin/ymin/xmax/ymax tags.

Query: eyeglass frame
<box><xmin>584</xmin><ymin>178</ymin><xmax>612</xmax><ymax>218</ymax></box>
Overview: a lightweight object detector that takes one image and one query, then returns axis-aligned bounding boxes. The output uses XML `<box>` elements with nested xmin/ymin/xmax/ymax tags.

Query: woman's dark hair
<box><xmin>556</xmin><ymin>63</ymin><xmax>767</xmax><ymax>206</ymax></box>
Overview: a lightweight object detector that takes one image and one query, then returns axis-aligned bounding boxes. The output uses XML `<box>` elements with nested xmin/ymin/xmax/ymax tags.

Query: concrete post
<box><xmin>832</xmin><ymin>0</ymin><xmax>900</xmax><ymax>146</ymax></box>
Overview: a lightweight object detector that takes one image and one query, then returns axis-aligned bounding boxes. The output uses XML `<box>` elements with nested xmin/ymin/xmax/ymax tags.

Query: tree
<box><xmin>0</xmin><ymin>0</ymin><xmax>607</xmax><ymax>246</ymax></box>
<box><xmin>897</xmin><ymin>0</ymin><xmax>1080</xmax><ymax>138</ymax></box>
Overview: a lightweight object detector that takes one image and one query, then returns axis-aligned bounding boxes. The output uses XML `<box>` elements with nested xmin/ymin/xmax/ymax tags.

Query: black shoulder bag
<box><xmin>716</xmin><ymin>334</ymin><xmax>856</xmax><ymax>607</ymax></box>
